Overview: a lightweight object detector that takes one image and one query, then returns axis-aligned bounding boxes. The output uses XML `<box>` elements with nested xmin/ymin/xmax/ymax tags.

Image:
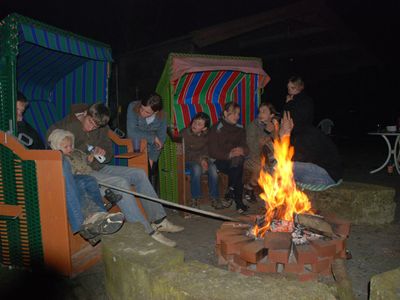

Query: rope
<box><xmin>98</xmin><ymin>182</ymin><xmax>240</xmax><ymax>223</ymax></box>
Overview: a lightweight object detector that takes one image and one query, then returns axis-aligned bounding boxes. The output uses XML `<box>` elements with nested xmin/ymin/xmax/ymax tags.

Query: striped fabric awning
<box><xmin>10</xmin><ymin>14</ymin><xmax>113</xmax><ymax>143</ymax></box>
<box><xmin>173</xmin><ymin>70</ymin><xmax>259</xmax><ymax>130</ymax></box>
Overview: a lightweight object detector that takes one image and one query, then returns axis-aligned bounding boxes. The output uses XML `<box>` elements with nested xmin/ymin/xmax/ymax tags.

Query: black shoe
<box><xmin>104</xmin><ymin>189</ymin><xmax>123</xmax><ymax>208</ymax></box>
<box><xmin>236</xmin><ymin>204</ymin><xmax>249</xmax><ymax>215</ymax></box>
<box><xmin>224</xmin><ymin>187</ymin><xmax>235</xmax><ymax>201</ymax></box>
<box><xmin>244</xmin><ymin>188</ymin><xmax>257</xmax><ymax>203</ymax></box>
<box><xmin>83</xmin><ymin>212</ymin><xmax>125</xmax><ymax>236</ymax></box>
<box><xmin>211</xmin><ymin>198</ymin><xmax>224</xmax><ymax>210</ymax></box>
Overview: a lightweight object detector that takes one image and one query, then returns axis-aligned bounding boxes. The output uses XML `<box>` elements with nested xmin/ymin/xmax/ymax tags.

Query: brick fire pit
<box><xmin>216</xmin><ymin>214</ymin><xmax>351</xmax><ymax>281</ymax></box>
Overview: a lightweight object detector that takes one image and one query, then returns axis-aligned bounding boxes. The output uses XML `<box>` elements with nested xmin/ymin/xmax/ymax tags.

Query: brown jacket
<box><xmin>179</xmin><ymin>127</ymin><xmax>209</xmax><ymax>164</ymax></box>
<box><xmin>208</xmin><ymin>118</ymin><xmax>249</xmax><ymax>161</ymax></box>
<box><xmin>46</xmin><ymin>105</ymin><xmax>112</xmax><ymax>171</ymax></box>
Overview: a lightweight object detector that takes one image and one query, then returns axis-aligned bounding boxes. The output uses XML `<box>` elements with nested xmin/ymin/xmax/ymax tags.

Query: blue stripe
<box><xmin>30</xmin><ymin>25</ymin><xmax>39</xmax><ymax>44</ymax></box>
<box><xmin>25</xmin><ymin>106</ymin><xmax>43</xmax><ymax>142</ymax></box>
<box><xmin>186</xmin><ymin>72</ymin><xmax>202</xmax><ymax>104</ymax></box>
<box><xmin>72</xmin><ymin>70</ymin><xmax>77</xmax><ymax>104</ymax></box>
<box><xmin>43</xmin><ymin>29</ymin><xmax>50</xmax><ymax>48</ymax></box>
<box><xmin>76</xmin><ymin>40</ymin><xmax>82</xmax><ymax>56</ymax></box>
<box><xmin>46</xmin><ymin>102</ymin><xmax>56</xmax><ymax>125</ymax></box>
<box><xmin>62</xmin><ymin>77</ymin><xmax>66</xmax><ymax>117</ymax></box>
<box><xmin>55</xmin><ymin>33</ymin><xmax>62</xmax><ymax>51</ymax></box>
<box><xmin>35</xmin><ymin>102</ymin><xmax>50</xmax><ymax>136</ymax></box>
<box><xmin>18</xmin><ymin>46</ymin><xmax>50</xmax><ymax>80</ymax></box>
<box><xmin>85</xmin><ymin>42</ymin><xmax>91</xmax><ymax>59</ymax></box>
<box><xmin>92</xmin><ymin>62</ymin><xmax>97</xmax><ymax>101</ymax></box>
<box><xmin>101</xmin><ymin>48</ymin><xmax>107</xmax><ymax>61</ymax></box>
<box><xmin>103</xmin><ymin>63</ymin><xmax>107</xmax><ymax>101</ymax></box>
<box><xmin>93</xmin><ymin>46</ymin><xmax>99</xmax><ymax>60</ymax></box>
<box><xmin>66</xmin><ymin>36</ymin><xmax>72</xmax><ymax>53</ymax></box>
<box><xmin>212</xmin><ymin>71</ymin><xmax>232</xmax><ymax>103</ymax></box>
<box><xmin>82</xmin><ymin>63</ymin><xmax>87</xmax><ymax>101</ymax></box>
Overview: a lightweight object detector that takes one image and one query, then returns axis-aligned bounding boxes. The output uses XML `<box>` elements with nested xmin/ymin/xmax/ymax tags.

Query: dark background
<box><xmin>2</xmin><ymin>0</ymin><xmax>400</xmax><ymax>136</ymax></box>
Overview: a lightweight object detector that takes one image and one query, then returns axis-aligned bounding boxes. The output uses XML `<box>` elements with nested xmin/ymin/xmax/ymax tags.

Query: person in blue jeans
<box><xmin>47</xmin><ymin>102</ymin><xmax>183</xmax><ymax>248</ymax></box>
<box><xmin>62</xmin><ymin>157</ymin><xmax>124</xmax><ymax>245</ymax></box>
<box><xmin>179</xmin><ymin>112</ymin><xmax>221</xmax><ymax>209</ymax></box>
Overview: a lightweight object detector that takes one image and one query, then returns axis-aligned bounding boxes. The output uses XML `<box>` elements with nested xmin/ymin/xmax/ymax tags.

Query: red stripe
<box><xmin>241</xmin><ymin>80</ymin><xmax>246</xmax><ymax>125</ymax></box>
<box><xmin>181</xmin><ymin>105</ymin><xmax>191</xmax><ymax>127</ymax></box>
<box><xmin>219</xmin><ymin>72</ymin><xmax>240</xmax><ymax>102</ymax></box>
<box><xmin>191</xmin><ymin>72</ymin><xmax>211</xmax><ymax>104</ymax></box>
<box><xmin>205</xmin><ymin>71</ymin><xmax>225</xmax><ymax>103</ymax></box>
<box><xmin>177</xmin><ymin>73</ymin><xmax>195</xmax><ymax>104</ymax></box>
<box><xmin>250</xmin><ymin>75</ymin><xmax>255</xmax><ymax>122</ymax></box>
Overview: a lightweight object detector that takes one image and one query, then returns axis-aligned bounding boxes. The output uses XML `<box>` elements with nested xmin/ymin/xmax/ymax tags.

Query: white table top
<box><xmin>368</xmin><ymin>131</ymin><xmax>400</xmax><ymax>136</ymax></box>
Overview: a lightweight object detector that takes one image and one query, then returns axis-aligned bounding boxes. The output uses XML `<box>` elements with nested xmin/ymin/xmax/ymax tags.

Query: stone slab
<box><xmin>304</xmin><ymin>182</ymin><xmax>396</xmax><ymax>225</ymax></box>
<box><xmin>370</xmin><ymin>267</ymin><xmax>400</xmax><ymax>300</ymax></box>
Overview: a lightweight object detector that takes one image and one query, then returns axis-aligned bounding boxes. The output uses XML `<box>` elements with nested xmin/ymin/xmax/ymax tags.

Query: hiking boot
<box><xmin>83</xmin><ymin>212</ymin><xmax>125</xmax><ymax>235</ymax></box>
<box><xmin>104</xmin><ymin>189</ymin><xmax>123</xmax><ymax>209</ymax></box>
<box><xmin>151</xmin><ymin>218</ymin><xmax>184</xmax><ymax>233</ymax></box>
<box><xmin>151</xmin><ymin>231</ymin><xmax>176</xmax><ymax>247</ymax></box>
<box><xmin>211</xmin><ymin>198</ymin><xmax>224</xmax><ymax>210</ymax></box>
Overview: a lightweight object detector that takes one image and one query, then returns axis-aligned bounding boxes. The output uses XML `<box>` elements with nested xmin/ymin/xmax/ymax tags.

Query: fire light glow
<box><xmin>253</xmin><ymin>135</ymin><xmax>313</xmax><ymax>237</ymax></box>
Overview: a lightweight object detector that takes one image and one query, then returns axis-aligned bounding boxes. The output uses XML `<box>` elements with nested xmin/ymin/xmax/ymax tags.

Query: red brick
<box><xmin>228</xmin><ymin>261</ymin><xmax>241</xmax><ymax>272</ymax></box>
<box><xmin>264</xmin><ymin>231</ymin><xmax>292</xmax><ymax>249</ymax></box>
<box><xmin>221</xmin><ymin>222</ymin><xmax>251</xmax><ymax>229</ymax></box>
<box><xmin>217</xmin><ymin>254</ymin><xmax>228</xmax><ymax>265</ymax></box>
<box><xmin>323</xmin><ymin>214</ymin><xmax>351</xmax><ymax>237</ymax></box>
<box><xmin>233</xmin><ymin>254</ymin><xmax>249</xmax><ymax>267</ymax></box>
<box><xmin>239</xmin><ymin>240</ymin><xmax>267</xmax><ymax>263</ymax></box>
<box><xmin>237</xmin><ymin>214</ymin><xmax>259</xmax><ymax>224</ymax></box>
<box><xmin>294</xmin><ymin>244</ymin><xmax>318</xmax><ymax>264</ymax></box>
<box><xmin>268</xmin><ymin>248</ymin><xmax>291</xmax><ymax>264</ymax></box>
<box><xmin>221</xmin><ymin>235</ymin><xmax>253</xmax><ymax>255</ymax></box>
<box><xmin>216</xmin><ymin>228</ymin><xmax>246</xmax><ymax>244</ymax></box>
<box><xmin>284</xmin><ymin>262</ymin><xmax>305</xmax><ymax>274</ymax></box>
<box><xmin>256</xmin><ymin>261</ymin><xmax>277</xmax><ymax>273</ymax></box>
<box><xmin>240</xmin><ymin>267</ymin><xmax>256</xmax><ymax>276</ymax></box>
<box><xmin>310</xmin><ymin>239</ymin><xmax>338</xmax><ymax>257</ymax></box>
<box><xmin>311</xmin><ymin>257</ymin><xmax>332</xmax><ymax>273</ymax></box>
<box><xmin>335</xmin><ymin>249</ymin><xmax>348</xmax><ymax>259</ymax></box>
<box><xmin>297</xmin><ymin>270</ymin><xmax>318</xmax><ymax>282</ymax></box>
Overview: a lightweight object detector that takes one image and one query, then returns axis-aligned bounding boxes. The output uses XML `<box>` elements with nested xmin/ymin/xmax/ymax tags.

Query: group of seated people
<box><xmin>14</xmin><ymin>75</ymin><xmax>343</xmax><ymax>247</ymax></box>
<box><xmin>174</xmin><ymin>75</ymin><xmax>343</xmax><ymax>215</ymax></box>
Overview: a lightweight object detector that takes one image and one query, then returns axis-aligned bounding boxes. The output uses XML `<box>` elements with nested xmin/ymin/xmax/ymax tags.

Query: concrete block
<box><xmin>370</xmin><ymin>267</ymin><xmax>400</xmax><ymax>300</ymax></box>
<box><xmin>102</xmin><ymin>223</ymin><xmax>184</xmax><ymax>300</ymax></box>
<box><xmin>305</xmin><ymin>182</ymin><xmax>396</xmax><ymax>225</ymax></box>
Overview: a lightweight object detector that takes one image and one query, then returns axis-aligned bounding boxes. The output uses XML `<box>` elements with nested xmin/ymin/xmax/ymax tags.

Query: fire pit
<box><xmin>215</xmin><ymin>135</ymin><xmax>351</xmax><ymax>281</ymax></box>
<box><xmin>216</xmin><ymin>213</ymin><xmax>350</xmax><ymax>281</ymax></box>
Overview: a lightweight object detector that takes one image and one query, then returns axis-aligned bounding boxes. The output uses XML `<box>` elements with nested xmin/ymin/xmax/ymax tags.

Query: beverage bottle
<box><xmin>387</xmin><ymin>158</ymin><xmax>394</xmax><ymax>175</ymax></box>
<box><xmin>87</xmin><ymin>145</ymin><xmax>106</xmax><ymax>163</ymax></box>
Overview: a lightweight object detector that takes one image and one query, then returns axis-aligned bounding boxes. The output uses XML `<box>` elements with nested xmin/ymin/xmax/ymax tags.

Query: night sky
<box><xmin>2</xmin><ymin>0</ymin><xmax>399</xmax><ymax>134</ymax></box>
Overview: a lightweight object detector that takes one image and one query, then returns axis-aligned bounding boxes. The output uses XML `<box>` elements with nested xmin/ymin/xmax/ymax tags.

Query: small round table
<box><xmin>368</xmin><ymin>131</ymin><xmax>400</xmax><ymax>174</ymax></box>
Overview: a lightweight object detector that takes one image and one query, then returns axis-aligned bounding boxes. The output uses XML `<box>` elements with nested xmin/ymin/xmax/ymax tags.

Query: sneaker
<box><xmin>211</xmin><ymin>198</ymin><xmax>224</xmax><ymax>210</ymax></box>
<box><xmin>83</xmin><ymin>212</ymin><xmax>125</xmax><ymax>235</ymax></box>
<box><xmin>151</xmin><ymin>218</ymin><xmax>184</xmax><ymax>233</ymax></box>
<box><xmin>190</xmin><ymin>198</ymin><xmax>199</xmax><ymax>208</ymax></box>
<box><xmin>244</xmin><ymin>188</ymin><xmax>257</xmax><ymax>203</ymax></box>
<box><xmin>236</xmin><ymin>204</ymin><xmax>249</xmax><ymax>215</ymax></box>
<box><xmin>151</xmin><ymin>231</ymin><xmax>176</xmax><ymax>247</ymax></box>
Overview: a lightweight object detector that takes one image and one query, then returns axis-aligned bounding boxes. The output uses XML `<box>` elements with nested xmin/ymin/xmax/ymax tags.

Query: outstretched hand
<box><xmin>279</xmin><ymin>111</ymin><xmax>294</xmax><ymax>137</ymax></box>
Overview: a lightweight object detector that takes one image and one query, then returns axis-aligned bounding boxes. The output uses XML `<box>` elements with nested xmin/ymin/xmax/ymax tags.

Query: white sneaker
<box><xmin>151</xmin><ymin>231</ymin><xmax>176</xmax><ymax>247</ymax></box>
<box><xmin>151</xmin><ymin>219</ymin><xmax>184</xmax><ymax>233</ymax></box>
<box><xmin>83</xmin><ymin>212</ymin><xmax>124</xmax><ymax>235</ymax></box>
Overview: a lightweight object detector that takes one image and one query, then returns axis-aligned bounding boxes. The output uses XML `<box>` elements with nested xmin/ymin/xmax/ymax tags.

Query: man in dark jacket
<box><xmin>16</xmin><ymin>92</ymin><xmax>45</xmax><ymax>149</ymax></box>
<box><xmin>208</xmin><ymin>102</ymin><xmax>249</xmax><ymax>214</ymax></box>
<box><xmin>282</xmin><ymin>76</ymin><xmax>342</xmax><ymax>186</ymax></box>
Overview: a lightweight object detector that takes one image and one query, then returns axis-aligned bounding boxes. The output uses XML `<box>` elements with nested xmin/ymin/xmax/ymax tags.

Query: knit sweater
<box><xmin>208</xmin><ymin>118</ymin><xmax>249</xmax><ymax>161</ymax></box>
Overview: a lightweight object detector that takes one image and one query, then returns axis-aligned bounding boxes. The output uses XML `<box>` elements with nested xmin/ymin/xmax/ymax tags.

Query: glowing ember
<box><xmin>253</xmin><ymin>135</ymin><xmax>313</xmax><ymax>237</ymax></box>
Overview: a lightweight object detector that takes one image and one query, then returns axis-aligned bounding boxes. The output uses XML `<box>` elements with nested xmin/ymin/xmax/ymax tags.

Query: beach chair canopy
<box><xmin>157</xmin><ymin>53</ymin><xmax>270</xmax><ymax>131</ymax></box>
<box><xmin>0</xmin><ymin>13</ymin><xmax>113</xmax><ymax>142</ymax></box>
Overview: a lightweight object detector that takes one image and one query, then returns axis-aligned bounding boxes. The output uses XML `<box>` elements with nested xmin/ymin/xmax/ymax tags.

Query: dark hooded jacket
<box><xmin>283</xmin><ymin>92</ymin><xmax>343</xmax><ymax>182</ymax></box>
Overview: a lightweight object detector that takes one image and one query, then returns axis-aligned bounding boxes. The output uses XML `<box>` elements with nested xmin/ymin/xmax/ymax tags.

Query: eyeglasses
<box><xmin>87</xmin><ymin>116</ymin><xmax>100</xmax><ymax>129</ymax></box>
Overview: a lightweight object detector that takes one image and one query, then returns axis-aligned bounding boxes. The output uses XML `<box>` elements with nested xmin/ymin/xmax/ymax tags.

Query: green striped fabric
<box><xmin>296</xmin><ymin>179</ymin><xmax>343</xmax><ymax>192</ymax></box>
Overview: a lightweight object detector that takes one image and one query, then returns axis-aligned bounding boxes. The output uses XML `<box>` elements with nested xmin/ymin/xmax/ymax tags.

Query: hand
<box><xmin>265</xmin><ymin>121</ymin><xmax>275</xmax><ymax>133</ymax></box>
<box><xmin>154</xmin><ymin>136</ymin><xmax>163</xmax><ymax>150</ymax></box>
<box><xmin>87</xmin><ymin>154</ymin><xmax>94</xmax><ymax>163</ymax></box>
<box><xmin>200</xmin><ymin>159</ymin><xmax>208</xmax><ymax>172</ymax></box>
<box><xmin>94</xmin><ymin>146</ymin><xmax>106</xmax><ymax>156</ymax></box>
<box><xmin>286</xmin><ymin>94</ymin><xmax>294</xmax><ymax>102</ymax></box>
<box><xmin>229</xmin><ymin>147</ymin><xmax>244</xmax><ymax>158</ymax></box>
<box><xmin>279</xmin><ymin>111</ymin><xmax>294</xmax><ymax>137</ymax></box>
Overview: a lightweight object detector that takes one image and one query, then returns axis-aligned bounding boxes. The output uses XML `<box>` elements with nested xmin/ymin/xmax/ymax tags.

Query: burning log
<box><xmin>295</xmin><ymin>213</ymin><xmax>335</xmax><ymax>238</ymax></box>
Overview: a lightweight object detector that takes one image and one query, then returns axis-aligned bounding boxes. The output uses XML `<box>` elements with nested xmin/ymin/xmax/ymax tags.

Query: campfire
<box><xmin>216</xmin><ymin>135</ymin><xmax>350</xmax><ymax>281</ymax></box>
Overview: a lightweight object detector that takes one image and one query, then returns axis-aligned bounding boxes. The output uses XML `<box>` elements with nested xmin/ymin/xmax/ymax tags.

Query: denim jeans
<box><xmin>62</xmin><ymin>158</ymin><xmax>105</xmax><ymax>233</ymax></box>
<box><xmin>215</xmin><ymin>159</ymin><xmax>245</xmax><ymax>209</ymax></box>
<box><xmin>185</xmin><ymin>161</ymin><xmax>219</xmax><ymax>199</ymax></box>
<box><xmin>293</xmin><ymin>161</ymin><xmax>336</xmax><ymax>186</ymax></box>
<box><xmin>90</xmin><ymin>165</ymin><xmax>166</xmax><ymax>234</ymax></box>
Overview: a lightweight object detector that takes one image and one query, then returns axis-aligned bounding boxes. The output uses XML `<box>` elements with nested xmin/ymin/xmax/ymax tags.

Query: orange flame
<box><xmin>253</xmin><ymin>135</ymin><xmax>313</xmax><ymax>237</ymax></box>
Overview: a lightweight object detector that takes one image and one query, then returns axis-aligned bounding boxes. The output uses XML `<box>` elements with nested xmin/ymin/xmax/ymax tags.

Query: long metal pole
<box><xmin>98</xmin><ymin>182</ymin><xmax>241</xmax><ymax>222</ymax></box>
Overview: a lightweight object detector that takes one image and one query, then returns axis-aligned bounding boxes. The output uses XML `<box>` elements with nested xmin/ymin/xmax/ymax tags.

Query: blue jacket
<box><xmin>126</xmin><ymin>101</ymin><xmax>167</xmax><ymax>161</ymax></box>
